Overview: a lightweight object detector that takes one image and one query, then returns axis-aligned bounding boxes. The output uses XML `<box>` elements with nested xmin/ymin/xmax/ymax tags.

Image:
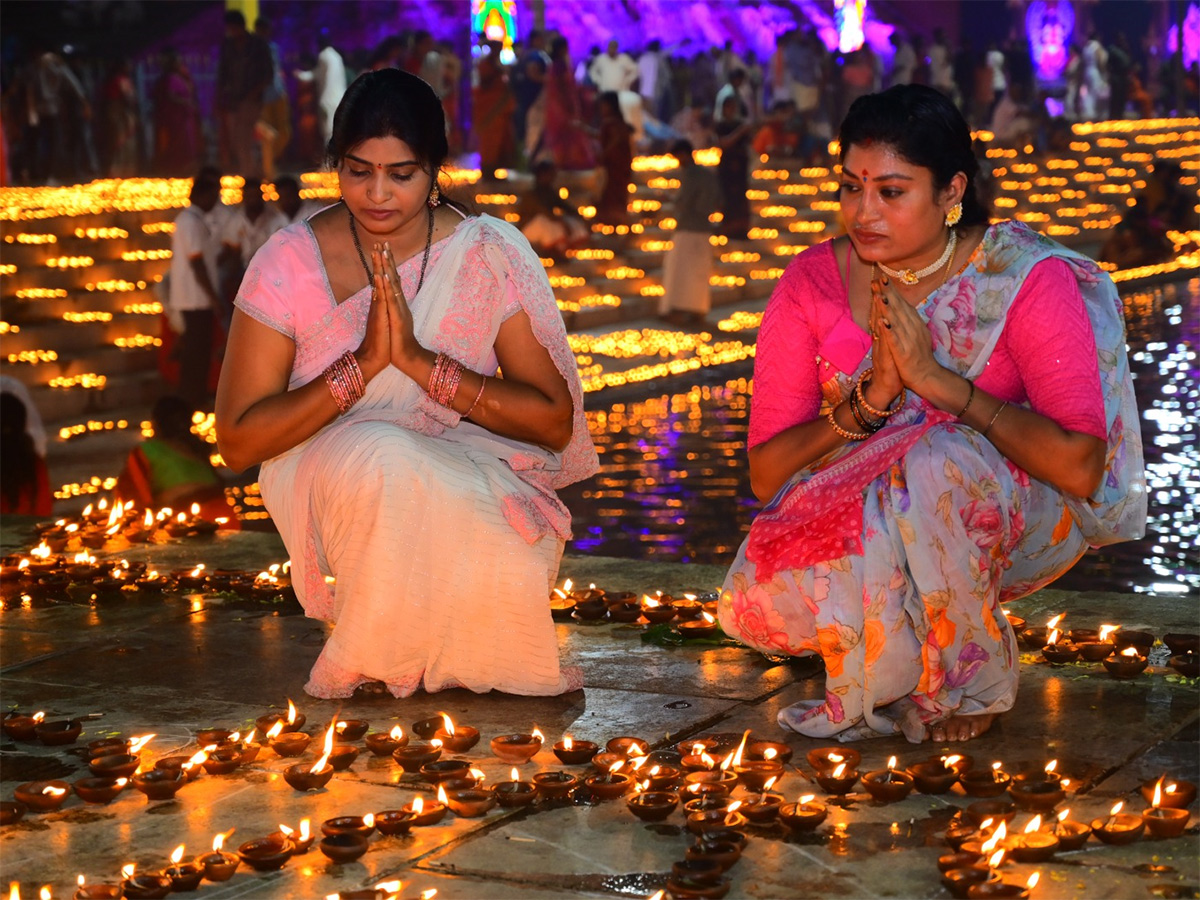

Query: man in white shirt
<box><xmin>223</xmin><ymin>177</ymin><xmax>287</xmax><ymax>267</ymax></box>
<box><xmin>169</xmin><ymin>170</ymin><xmax>225</xmax><ymax>409</ymax></box>
<box><xmin>589</xmin><ymin>40</ymin><xmax>638</xmax><ymax>93</ymax></box>
<box><xmin>274</xmin><ymin>175</ymin><xmax>321</xmax><ymax>226</ymax></box>
<box><xmin>314</xmin><ymin>36</ymin><xmax>347</xmax><ymax>144</ymax></box>
<box><xmin>638</xmin><ymin>39</ymin><xmax>670</xmax><ymax>119</ymax></box>
<box><xmin>889</xmin><ymin>31</ymin><xmax>916</xmax><ymax>86</ymax></box>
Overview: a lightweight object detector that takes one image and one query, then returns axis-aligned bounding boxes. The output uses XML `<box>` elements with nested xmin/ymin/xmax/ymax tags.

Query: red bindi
<box><xmin>861</xmin><ymin>169</ymin><xmax>869</xmax><ymax>180</ymax></box>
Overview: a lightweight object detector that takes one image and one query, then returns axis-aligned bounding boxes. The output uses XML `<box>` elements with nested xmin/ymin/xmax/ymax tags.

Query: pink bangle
<box><xmin>323</xmin><ymin>351</ymin><xmax>365</xmax><ymax>414</ymax></box>
<box><xmin>464</xmin><ymin>376</ymin><xmax>487</xmax><ymax>417</ymax></box>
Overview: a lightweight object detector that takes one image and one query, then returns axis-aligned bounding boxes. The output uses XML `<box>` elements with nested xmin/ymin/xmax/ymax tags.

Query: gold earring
<box><xmin>427</xmin><ymin>184</ymin><xmax>440</xmax><ymax>209</ymax></box>
<box><xmin>945</xmin><ymin>202</ymin><xmax>963</xmax><ymax>227</ymax></box>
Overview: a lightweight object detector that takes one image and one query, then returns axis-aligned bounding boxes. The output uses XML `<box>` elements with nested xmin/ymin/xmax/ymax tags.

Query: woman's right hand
<box><xmin>354</xmin><ymin>247</ymin><xmax>392</xmax><ymax>381</ymax></box>
<box><xmin>868</xmin><ymin>275</ymin><xmax>903</xmax><ymax>400</ymax></box>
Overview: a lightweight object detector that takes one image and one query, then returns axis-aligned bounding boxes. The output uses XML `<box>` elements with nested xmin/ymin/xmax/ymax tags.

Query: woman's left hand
<box><xmin>874</xmin><ymin>281</ymin><xmax>941</xmax><ymax>393</ymax></box>
<box><xmin>374</xmin><ymin>244</ymin><xmax>421</xmax><ymax>370</ymax></box>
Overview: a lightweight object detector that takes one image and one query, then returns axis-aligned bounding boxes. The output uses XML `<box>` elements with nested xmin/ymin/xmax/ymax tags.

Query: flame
<box><xmin>719</xmin><ymin>751</ymin><xmax>735</xmax><ymax>772</ymax></box>
<box><xmin>42</xmin><ymin>785</ymin><xmax>66</xmax><ymax>797</ymax></box>
<box><xmin>828</xmin><ymin>752</ymin><xmax>844</xmax><ymax>764</ymax></box>
<box><xmin>1027</xmin><ymin>873</ymin><xmax>1040</xmax><ymax>890</ymax></box>
<box><xmin>143</xmin><ymin>509</ymin><xmax>154</xmax><ymax>528</ymax></box>
<box><xmin>190</xmin><ymin>503</ymin><xmax>200</xmax><ymax>517</ymax></box>
<box><xmin>531</xmin><ymin>727</ymin><xmax>544</xmax><ymax>743</ymax></box>
<box><xmin>170</xmin><ymin>844</ymin><xmax>185</xmax><ymax>865</ymax></box>
<box><xmin>439</xmin><ymin>713</ymin><xmax>455</xmax><ymax>736</ymax></box>
<box><xmin>185</xmin><ymin>748</ymin><xmax>208</xmax><ymax>766</ymax></box>
<box><xmin>763</xmin><ymin>747</ymin><xmax>778</xmax><ymax>761</ymax></box>
<box><xmin>430</xmin><ymin>739</ymin><xmax>444</xmax><ymax>749</ymax></box>
<box><xmin>1045</xmin><ymin>760</ymin><xmax>1058</xmax><ymax>775</ymax></box>
<box><xmin>266</xmin><ymin>721</ymin><xmax>284</xmax><ymax>740</ymax></box>
<box><xmin>412</xmin><ymin>797</ymin><xmax>425</xmax><ymax>814</ymax></box>
<box><xmin>683</xmin><ymin>593</ymin><xmax>696</xmax><ymax>601</ymax></box>
<box><xmin>32</xmin><ymin>542</ymin><xmax>50</xmax><ymax>558</ymax></box>
<box><xmin>731</xmin><ymin>729</ymin><xmax>751</xmax><ymax>767</ymax></box>
<box><xmin>832</xmin><ymin>763</ymin><xmax>846</xmax><ymax>778</ymax></box>
<box><xmin>213</xmin><ymin>833</ymin><xmax>226</xmax><ymax>852</ymax></box>
<box><xmin>106</xmin><ymin>503</ymin><xmax>122</xmax><ymax>526</ymax></box>
<box><xmin>83</xmin><ymin>503</ymin><xmax>94</xmax><ymax>517</ymax></box>
<box><xmin>1166</xmin><ymin>783</ymin><xmax>1178</xmax><ymax>795</ymax></box>
<box><xmin>649</xmin><ymin>893</ymin><xmax>666</xmax><ymax>900</ymax></box>
<box><xmin>987</xmin><ymin>848</ymin><xmax>1006</xmax><ymax>868</ymax></box>
<box><xmin>563</xmin><ymin>735</ymin><xmax>573</xmax><ymax>750</ymax></box>
<box><xmin>562</xmin><ymin>578</ymin><xmax>573</xmax><ymax>593</ymax></box>
<box><xmin>72</xmin><ymin>550</ymin><xmax>94</xmax><ymax>563</ymax></box>
<box><xmin>887</xmin><ymin>756</ymin><xmax>897</xmax><ymax>771</ymax></box>
<box><xmin>177</xmin><ymin>513</ymin><xmax>187</xmax><ymax>524</ymax></box>
<box><xmin>1024</xmin><ymin>815</ymin><xmax>1042</xmax><ymax>834</ymax></box>
<box><xmin>374</xmin><ymin>882</ymin><xmax>402</xmax><ymax>894</ymax></box>
<box><xmin>643</xmin><ymin>595</ymin><xmax>659</xmax><ymax>608</ymax></box>
<box><xmin>1110</xmin><ymin>800</ymin><xmax>1123</xmax><ymax>817</ymax></box>
<box><xmin>189</xmin><ymin>564</ymin><xmax>205</xmax><ymax>578</ymax></box>
<box><xmin>78</xmin><ymin>876</ymin><xmax>85</xmax><ymax>887</ymax></box>
<box><xmin>648</xmin><ymin>765</ymin><xmax>661</xmax><ymax>776</ymax></box>
<box><xmin>115</xmin><ymin>778</ymin><xmax>128</xmax><ymax>787</ymax></box>
<box><xmin>1120</xmin><ymin>646</ymin><xmax>1139</xmax><ymax>658</ymax></box>
<box><xmin>1099</xmin><ymin>624</ymin><xmax>1118</xmax><ymax>642</ymax></box>
<box><xmin>32</xmin><ymin>712</ymin><xmax>45</xmax><ymax>724</ymax></box>
<box><xmin>129</xmin><ymin>734</ymin><xmax>155</xmax><ymax>754</ymax></box>
<box><xmin>607</xmin><ymin>760</ymin><xmax>626</xmax><ymax>775</ymax></box>
<box><xmin>311</xmin><ymin>721</ymin><xmax>335</xmax><ymax>773</ymax></box>
<box><xmin>336</xmin><ymin>721</ymin><xmax>348</xmax><ymax>733</ymax></box>
<box><xmin>725</xmin><ymin>799</ymin><xmax>742</xmax><ymax>813</ymax></box>
<box><xmin>629</xmin><ymin>755</ymin><xmax>649</xmax><ymax>771</ymax></box>
<box><xmin>278</xmin><ymin>823</ymin><xmax>294</xmax><ymax>836</ymax></box>
<box><xmin>701</xmin><ymin>611</ymin><xmax>716</xmax><ymax>624</ymax></box>
<box><xmin>1057</xmin><ymin>809</ymin><xmax>1070</xmax><ymax>823</ymax></box>
<box><xmin>980</xmin><ymin>818</ymin><xmax>995</xmax><ymax>832</ymax></box>
<box><xmin>470</xmin><ymin>768</ymin><xmax>486</xmax><ymax>783</ymax></box>
<box><xmin>363</xmin><ymin>813</ymin><xmax>374</xmax><ymax>828</ymax></box>
<box><xmin>420</xmin><ymin>890</ymin><xmax>437</xmax><ymax>900</ymax></box>
<box><xmin>700</xmin><ymin>752</ymin><xmax>716</xmax><ymax>769</ymax></box>
<box><xmin>1046</xmin><ymin>613</ymin><xmax>1065</xmax><ymax>630</ymax></box>
<box><xmin>286</xmin><ymin>699</ymin><xmax>298</xmax><ymax>724</ymax></box>
<box><xmin>105</xmin><ymin>522</ymin><xmax>122</xmax><ymax>536</ymax></box>
<box><xmin>389</xmin><ymin>725</ymin><xmax>404</xmax><ymax>740</ymax></box>
<box><xmin>299</xmin><ymin>819</ymin><xmax>310</xmax><ymax>841</ymax></box>
<box><xmin>981</xmin><ymin>821</ymin><xmax>1007</xmax><ymax>853</ymax></box>
<box><xmin>436</xmin><ymin>785</ymin><xmax>448</xmax><ymax>805</ymax></box>
<box><xmin>40</xmin><ymin>890</ymin><xmax>50</xmax><ymax>900</ymax></box>
<box><xmin>691</xmin><ymin>743</ymin><xmax>706</xmax><ymax>756</ymax></box>
<box><xmin>503</xmin><ymin>767</ymin><xmax>518</xmax><ymax>783</ymax></box>
<box><xmin>551</xmin><ymin>588</ymin><xmax>566</xmax><ymax>599</ymax></box>
<box><xmin>1047</xmin><ymin>629</ymin><xmax>1061</xmax><ymax>646</ymax></box>
<box><xmin>122</xmin><ymin>864</ymin><xmax>135</xmax><ymax>879</ymax></box>
<box><xmin>799</xmin><ymin>794</ymin><xmax>815</xmax><ymax>805</ymax></box>
<box><xmin>763</xmin><ymin>776</ymin><xmax>779</xmax><ymax>792</ymax></box>
<box><xmin>233</xmin><ymin>730</ymin><xmax>245</xmax><ymax>744</ymax></box>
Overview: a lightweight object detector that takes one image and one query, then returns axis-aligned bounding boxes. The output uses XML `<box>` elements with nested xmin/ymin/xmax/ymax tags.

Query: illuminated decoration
<box><xmin>1166</xmin><ymin>2</ymin><xmax>1200</xmax><ymax>68</ymax></box>
<box><xmin>473</xmin><ymin>0</ymin><xmax>518</xmax><ymax>65</ymax></box>
<box><xmin>834</xmin><ymin>0</ymin><xmax>867</xmax><ymax>53</ymax></box>
<box><xmin>1026</xmin><ymin>0</ymin><xmax>1074</xmax><ymax>82</ymax></box>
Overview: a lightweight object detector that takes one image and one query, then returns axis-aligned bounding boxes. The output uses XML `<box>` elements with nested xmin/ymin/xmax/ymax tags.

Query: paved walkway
<box><xmin>1</xmin><ymin>527</ymin><xmax>1196</xmax><ymax>898</ymax></box>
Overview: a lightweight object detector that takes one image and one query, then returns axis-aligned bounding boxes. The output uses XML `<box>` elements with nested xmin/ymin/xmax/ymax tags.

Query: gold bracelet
<box><xmin>981</xmin><ymin>401</ymin><xmax>1008</xmax><ymax>437</ymax></box>
<box><xmin>855</xmin><ymin>367</ymin><xmax>904</xmax><ymax>418</ymax></box>
<box><xmin>827</xmin><ymin>404</ymin><xmax>870</xmax><ymax>441</ymax></box>
<box><xmin>956</xmin><ymin>381</ymin><xmax>976</xmax><ymax>418</ymax></box>
<box><xmin>464</xmin><ymin>376</ymin><xmax>487</xmax><ymax>417</ymax></box>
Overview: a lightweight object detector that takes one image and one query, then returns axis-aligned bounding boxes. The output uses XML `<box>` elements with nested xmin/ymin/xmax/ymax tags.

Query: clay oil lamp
<box><xmin>232</xmin><ymin>729</ymin><xmax>262</xmax><ymax>764</ymax></box>
<box><xmin>966</xmin><ymin>872</ymin><xmax>1040</xmax><ymax>899</ymax></box>
<box><xmin>1</xmin><ymin>801</ymin><xmax>27</xmax><ymax>825</ymax></box>
<box><xmin>965</xmin><ymin>800</ymin><xmax>1017</xmax><ymax>829</ymax></box>
<box><xmin>374</xmin><ymin>809</ymin><xmax>417</xmax><ymax>836</ymax></box>
<box><xmin>73</xmin><ymin>874</ymin><xmax>125</xmax><ymax>899</ymax></box>
<box><xmin>607</xmin><ymin>736</ymin><xmax>649</xmax><ymax>757</ymax></box>
<box><xmin>3</xmin><ymin>710</ymin><xmax>45</xmax><ymax>741</ymax></box>
<box><xmin>806</xmin><ymin>746</ymin><xmax>861</xmax><ymax>775</ymax></box>
<box><xmin>163</xmin><ymin>843</ymin><xmax>204</xmax><ymax>891</ymax></box>
<box><xmin>1007</xmin><ymin>815</ymin><xmax>1059</xmax><ymax>862</ymax></box>
<box><xmin>491</xmin><ymin>726</ymin><xmax>545</xmax><ymax>764</ymax></box>
<box><xmin>553</xmin><ymin>734</ymin><xmax>599</xmax><ymax>765</ymax></box>
<box><xmin>1076</xmin><ymin>623</ymin><xmax>1118</xmax><ymax>661</ymax></box>
<box><xmin>319</xmin><ymin>832</ymin><xmax>370</xmax><ymax>864</ymax></box>
<box><xmin>573</xmin><ymin>595</ymin><xmax>609</xmax><ymax>621</ymax></box>
<box><xmin>608</xmin><ymin>600</ymin><xmax>643</xmax><ymax>623</ymax></box>
<box><xmin>814</xmin><ymin>761</ymin><xmax>859</xmax><ymax>796</ymax></box>
<box><xmin>403</xmin><ymin>790</ymin><xmax>449</xmax><ymax>827</ymax></box>
<box><xmin>746</xmin><ymin>740</ymin><xmax>792</xmax><ymax>765</ymax></box>
<box><xmin>677</xmin><ymin>611</ymin><xmax>720</xmax><ymax>639</ymax></box>
<box><xmin>328</xmin><ymin>742</ymin><xmax>360</xmax><ymax>772</ymax></box>
<box><xmin>684</xmin><ymin>792</ymin><xmax>729</xmax><ymax>814</ymax></box>
<box><xmin>1009</xmin><ymin>760</ymin><xmax>1066</xmax><ymax>811</ymax></box>
<box><xmin>322</xmin><ymin>814</ymin><xmax>376</xmax><ymax>839</ymax></box>
<box><xmin>571</xmin><ymin>584</ymin><xmax>606</xmax><ymax>604</ymax></box>
<box><xmin>686</xmin><ymin>839</ymin><xmax>742</xmax><ymax>872</ymax></box>
<box><xmin>420</xmin><ymin>758</ymin><xmax>472</xmax><ymax>784</ymax></box>
<box><xmin>155</xmin><ymin>749</ymin><xmax>204</xmax><ymax>782</ymax></box>
<box><xmin>15</xmin><ymin>780</ymin><xmax>71</xmax><ymax>812</ymax></box>
<box><xmin>1139</xmin><ymin>775</ymin><xmax>1196</xmax><ymax>810</ymax></box>
<box><xmin>672</xmin><ymin>858</ymin><xmax>725</xmax><ymax>886</ymax></box>
<box><xmin>1048</xmin><ymin>808</ymin><xmax>1091</xmax><ymax>850</ymax></box>
<box><xmin>365</xmin><ymin>725</ymin><xmax>408</xmax><ymax>757</ymax></box>
<box><xmin>445</xmin><ymin>783</ymin><xmax>497</xmax><ymax>818</ymax></box>
<box><xmin>944</xmin><ymin>813</ymin><xmax>988</xmax><ymax>851</ymax></box>
<box><xmin>549</xmin><ymin>585</ymin><xmax>576</xmax><ymax>620</ymax></box>
<box><xmin>942</xmin><ymin>848</ymin><xmax>1004</xmax><ymax>900</ymax></box>
<box><xmin>335</xmin><ymin>719</ymin><xmax>370</xmax><ymax>742</ymax></box>
<box><xmin>681</xmin><ymin>780</ymin><xmax>733</xmax><ymax>806</ymax></box>
<box><xmin>1091</xmin><ymin>801</ymin><xmax>1145</xmax><ymax>845</ymax></box>
<box><xmin>640</xmin><ymin>594</ymin><xmax>676</xmax><ymax>624</ymax></box>
<box><xmin>35</xmin><ymin>717</ymin><xmax>82</xmax><ymax>746</ymax></box>
<box><xmin>740</xmin><ymin>776</ymin><xmax>784</xmax><ymax>823</ymax></box>
<box><xmin>89</xmin><ymin>753</ymin><xmax>140</xmax><ymax>780</ymax></box>
<box><xmin>269</xmin><ymin>727</ymin><xmax>311</xmax><ymax>758</ymax></box>
<box><xmin>198</xmin><ymin>832</ymin><xmax>239</xmax><ymax>882</ymax></box>
<box><xmin>671</xmin><ymin>594</ymin><xmax>704</xmax><ymax>620</ymax></box>
<box><xmin>688</xmin><ymin>799</ymin><xmax>746</xmax><ymax>836</ymax></box>
<box><xmin>534</xmin><ymin>771</ymin><xmax>580</xmax><ymax>799</ymax></box>
<box><xmin>393</xmin><ymin>739</ymin><xmax>444</xmax><ymax>772</ymax></box>
<box><xmin>910</xmin><ymin>753</ymin><xmax>970</xmax><ymax>794</ymax></box>
<box><xmin>256</xmin><ymin>698</ymin><xmax>305</xmax><ymax>735</ymax></box>
<box><xmin>432</xmin><ymin>712</ymin><xmax>480</xmax><ymax>752</ymax></box>
<box><xmin>202</xmin><ymin>747</ymin><xmax>243</xmax><ymax>775</ymax></box>
<box><xmin>237</xmin><ymin>835</ymin><xmax>294</xmax><ymax>871</ymax></box>
<box><xmin>585</xmin><ymin>760</ymin><xmax>636</xmax><ymax>800</ymax></box>
<box><xmin>1170</xmin><ymin>651</ymin><xmax>1200</xmax><ymax>677</ymax></box>
<box><xmin>1041</xmin><ymin>628</ymin><xmax>1079</xmax><ymax>664</ymax></box>
<box><xmin>685</xmin><ymin>767</ymin><xmax>739</xmax><ymax>794</ymax></box>
<box><xmin>735</xmin><ymin>757</ymin><xmax>783</xmax><ymax>792</ymax></box>
<box><xmin>87</xmin><ymin>736</ymin><xmax>130</xmax><ymax>758</ymax></box>
<box><xmin>1021</xmin><ymin>612</ymin><xmax>1063</xmax><ymax>650</ymax></box>
<box><xmin>627</xmin><ymin>783</ymin><xmax>680</xmax><ymax>821</ymax></box>
<box><xmin>863</xmin><ymin>756</ymin><xmax>915</xmax><ymax>803</ymax></box>
<box><xmin>1103</xmin><ymin>645</ymin><xmax>1148</xmax><ymax>679</ymax></box>
<box><xmin>1113</xmin><ymin>629</ymin><xmax>1155</xmax><ymax>655</ymax></box>
<box><xmin>73</xmin><ymin>776</ymin><xmax>129</xmax><ymax>805</ymax></box>
<box><xmin>132</xmin><ymin>767</ymin><xmax>185</xmax><ymax>801</ymax></box>
<box><xmin>779</xmin><ymin>793</ymin><xmax>828</xmax><ymax>832</ymax></box>
<box><xmin>592</xmin><ymin>750</ymin><xmax>627</xmax><ymax>773</ymax></box>
<box><xmin>284</xmin><ymin>724</ymin><xmax>335</xmax><ymax>792</ymax></box>
<box><xmin>679</xmin><ymin>737</ymin><xmax>723</xmax><ymax>759</ymax></box>
<box><xmin>961</xmin><ymin>762</ymin><xmax>1012</xmax><ymax>798</ymax></box>
<box><xmin>120</xmin><ymin>863</ymin><xmax>173</xmax><ymax>899</ymax></box>
<box><xmin>1003</xmin><ymin>612</ymin><xmax>1026</xmax><ymax>633</ymax></box>
<box><xmin>938</xmin><ymin>849</ymin><xmax>984</xmax><ymax>872</ymax></box>
<box><xmin>276</xmin><ymin>819</ymin><xmax>315</xmax><ymax>853</ymax></box>
<box><xmin>1164</xmin><ymin>632</ymin><xmax>1200</xmax><ymax>655</ymax></box>
<box><xmin>643</xmin><ymin>764</ymin><xmax>683</xmax><ymax>791</ymax></box>
<box><xmin>1142</xmin><ymin>778</ymin><xmax>1191</xmax><ymax>838</ymax></box>
<box><xmin>494</xmin><ymin>767</ymin><xmax>538</xmax><ymax>808</ymax></box>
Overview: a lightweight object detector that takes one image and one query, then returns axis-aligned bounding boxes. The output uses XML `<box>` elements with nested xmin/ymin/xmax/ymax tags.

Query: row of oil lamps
<box><xmin>1012</xmin><ymin>612</ymin><xmax>1199</xmax><ymax>679</ymax></box>
<box><xmin>3</xmin><ymin>700</ymin><xmax>1195</xmax><ymax>900</ymax></box>
<box><xmin>551</xmin><ymin>579</ymin><xmax>724</xmax><ymax>636</ymax></box>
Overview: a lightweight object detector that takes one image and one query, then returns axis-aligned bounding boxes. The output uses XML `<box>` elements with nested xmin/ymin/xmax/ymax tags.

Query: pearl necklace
<box><xmin>877</xmin><ymin>229</ymin><xmax>957</xmax><ymax>286</ymax></box>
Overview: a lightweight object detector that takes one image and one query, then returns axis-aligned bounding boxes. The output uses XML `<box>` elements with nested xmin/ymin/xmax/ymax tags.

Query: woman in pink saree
<box><xmin>215</xmin><ymin>69</ymin><xmax>598</xmax><ymax>699</ymax></box>
<box><xmin>719</xmin><ymin>86</ymin><xmax>1144</xmax><ymax>743</ymax></box>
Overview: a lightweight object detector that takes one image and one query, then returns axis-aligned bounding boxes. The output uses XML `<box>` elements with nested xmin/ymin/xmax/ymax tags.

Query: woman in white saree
<box><xmin>216</xmin><ymin>69</ymin><xmax>598</xmax><ymax>699</ymax></box>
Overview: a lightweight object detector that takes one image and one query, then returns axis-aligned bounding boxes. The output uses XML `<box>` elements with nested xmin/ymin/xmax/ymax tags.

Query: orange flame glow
<box><xmin>170</xmin><ymin>845</ymin><xmax>185</xmax><ymax>865</ymax></box>
<box><xmin>439</xmin><ymin>713</ymin><xmax>455</xmax><ymax>736</ymax></box>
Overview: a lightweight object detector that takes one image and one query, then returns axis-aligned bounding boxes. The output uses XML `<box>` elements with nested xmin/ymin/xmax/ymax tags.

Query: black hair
<box><xmin>550</xmin><ymin>37</ymin><xmax>569</xmax><ymax>61</ymax></box>
<box><xmin>598</xmin><ymin>90</ymin><xmax>621</xmax><ymax>115</ymax></box>
<box><xmin>838</xmin><ymin>84</ymin><xmax>990</xmax><ymax>227</ymax></box>
<box><xmin>326</xmin><ymin>69</ymin><xmax>448</xmax><ymax>175</ymax></box>
<box><xmin>223</xmin><ymin>9</ymin><xmax>245</xmax><ymax>28</ymax></box>
<box><xmin>275</xmin><ymin>174</ymin><xmax>299</xmax><ymax>194</ymax></box>
<box><xmin>0</xmin><ymin>393</ymin><xmax>38</xmax><ymax>511</ymax></box>
<box><xmin>189</xmin><ymin>166</ymin><xmax>222</xmax><ymax>203</ymax></box>
<box><xmin>669</xmin><ymin>138</ymin><xmax>694</xmax><ymax>161</ymax></box>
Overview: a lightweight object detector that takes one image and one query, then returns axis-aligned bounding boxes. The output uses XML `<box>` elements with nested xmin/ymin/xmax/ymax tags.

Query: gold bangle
<box><xmin>827</xmin><ymin>404</ymin><xmax>870</xmax><ymax>441</ymax></box>
<box><xmin>956</xmin><ymin>381</ymin><xmax>976</xmax><ymax>418</ymax></box>
<box><xmin>981</xmin><ymin>401</ymin><xmax>1008</xmax><ymax>437</ymax></box>
<box><xmin>464</xmin><ymin>376</ymin><xmax>487</xmax><ymax>418</ymax></box>
<box><xmin>856</xmin><ymin>367</ymin><xmax>904</xmax><ymax>418</ymax></box>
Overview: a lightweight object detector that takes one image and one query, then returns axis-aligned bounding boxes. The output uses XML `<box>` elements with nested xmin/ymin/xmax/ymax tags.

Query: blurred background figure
<box><xmin>215</xmin><ymin>9</ymin><xmax>273</xmax><ymax>177</ymax></box>
<box><xmin>595</xmin><ymin>90</ymin><xmax>633</xmax><ymax>225</ymax></box>
<box><xmin>152</xmin><ymin>48</ymin><xmax>201</xmax><ymax>176</ymax></box>
<box><xmin>255</xmin><ymin>17</ymin><xmax>292</xmax><ymax>179</ymax></box>
<box><xmin>473</xmin><ymin>44</ymin><xmax>516</xmax><ymax>178</ymax></box>
<box><xmin>516</xmin><ymin>160</ymin><xmax>588</xmax><ymax>256</ymax></box>
<box><xmin>274</xmin><ymin>174</ymin><xmax>320</xmax><ymax>226</ymax></box>
<box><xmin>660</xmin><ymin>139</ymin><xmax>719</xmax><ymax>326</ymax></box>
<box><xmin>0</xmin><ymin>391</ymin><xmax>53</xmax><ymax>516</ymax></box>
<box><xmin>99</xmin><ymin>59</ymin><xmax>138</xmax><ymax>177</ymax></box>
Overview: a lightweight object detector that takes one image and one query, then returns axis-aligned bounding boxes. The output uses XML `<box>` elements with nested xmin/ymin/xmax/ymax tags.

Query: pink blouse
<box><xmin>749</xmin><ymin>240</ymin><xmax>1107</xmax><ymax>449</ymax></box>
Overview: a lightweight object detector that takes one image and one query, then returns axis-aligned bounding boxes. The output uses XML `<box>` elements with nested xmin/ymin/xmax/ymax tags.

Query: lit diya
<box><xmin>491</xmin><ymin>726</ymin><xmax>544</xmax><ymax>763</ymax></box>
<box><xmin>403</xmin><ymin>789</ymin><xmax>449</xmax><ymax>826</ymax></box>
<box><xmin>393</xmin><ymin>739</ymin><xmax>444</xmax><ymax>772</ymax></box>
<box><xmin>687</xmin><ymin>799</ymin><xmax>746</xmax><ymax>835</ymax></box>
<box><xmin>1040</xmin><ymin>628</ymin><xmax>1079</xmax><ymax>664</ymax></box>
<box><xmin>432</xmin><ymin>712</ymin><xmax>480</xmax><ymax>752</ymax></box>
<box><xmin>1049</xmin><ymin>808</ymin><xmax>1091</xmax><ymax>851</ymax></box>
<box><xmin>960</xmin><ymin>762</ymin><xmax>1012</xmax><ymax>798</ymax></box>
<box><xmin>1008</xmin><ymin>760</ymin><xmax>1065</xmax><ymax>811</ymax></box>
<box><xmin>322</xmin><ymin>813</ymin><xmax>376</xmax><ymax>839</ymax></box>
<box><xmin>862</xmin><ymin>756</ymin><xmax>914</xmax><ymax>803</ymax></box>
<box><xmin>197</xmin><ymin>831</ymin><xmax>240</xmax><ymax>881</ymax></box>
<box><xmin>1142</xmin><ymin>778</ymin><xmax>1191</xmax><ymax>838</ymax></box>
<box><xmin>275</xmin><ymin>819</ymin><xmax>314</xmax><ymax>853</ymax></box>
<box><xmin>1103</xmin><ymin>645</ymin><xmax>1148</xmax><ymax>678</ymax></box>
<box><xmin>909</xmin><ymin>753</ymin><xmax>970</xmax><ymax>794</ymax></box>
<box><xmin>627</xmin><ymin>785</ymin><xmax>680</xmax><ymax>821</ymax></box>
<box><xmin>493</xmin><ymin>768</ymin><xmax>538</xmax><ymax>808</ymax></box>
<box><xmin>1139</xmin><ymin>775</ymin><xmax>1196</xmax><ymax>810</ymax></box>
<box><xmin>365</xmin><ymin>725</ymin><xmax>408</xmax><ymax>756</ymax></box>
<box><xmin>965</xmin><ymin>872</ymin><xmax>1040</xmax><ymax>899</ymax></box>
<box><xmin>584</xmin><ymin>760</ymin><xmax>635</xmax><ymax>799</ymax></box>
<box><xmin>255</xmin><ymin>698</ymin><xmax>305</xmax><ymax>734</ymax></box>
<box><xmin>553</xmin><ymin>734</ymin><xmax>599</xmax><ymax>765</ymax></box>
<box><xmin>1090</xmin><ymin>801</ymin><xmax>1145</xmax><ymax>845</ymax></box>
<box><xmin>120</xmin><ymin>863</ymin><xmax>173</xmax><ymax>899</ymax></box>
<box><xmin>533</xmin><ymin>771</ymin><xmax>581</xmax><ymax>799</ymax></box>
<box><xmin>162</xmin><ymin>843</ymin><xmax>204</xmax><ymax>891</ymax></box>
<box><xmin>3</xmin><ymin>710</ymin><xmax>45</xmax><ymax>741</ymax></box>
<box><xmin>740</xmin><ymin>776</ymin><xmax>784</xmax><ymax>823</ymax></box>
<box><xmin>73</xmin><ymin>874</ymin><xmax>125</xmax><ymax>899</ymax></box>
<box><xmin>283</xmin><ymin>723</ymin><xmax>334</xmax><ymax>791</ymax></box>
<box><xmin>1006</xmin><ymin>815</ymin><xmax>1059</xmax><ymax>862</ymax></box>
<box><xmin>814</xmin><ymin>761</ymin><xmax>859</xmax><ymax>796</ymax></box>
<box><xmin>676</xmin><ymin>611</ymin><xmax>720</xmax><ymax>639</ymax></box>
<box><xmin>237</xmin><ymin>835</ymin><xmax>293</xmax><ymax>872</ymax></box>
<box><xmin>14</xmin><ymin>780</ymin><xmax>71</xmax><ymax>812</ymax></box>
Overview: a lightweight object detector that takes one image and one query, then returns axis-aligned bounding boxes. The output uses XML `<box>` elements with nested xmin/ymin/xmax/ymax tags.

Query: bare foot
<box><xmin>928</xmin><ymin>713</ymin><xmax>996</xmax><ymax>743</ymax></box>
<box><xmin>351</xmin><ymin>680</ymin><xmax>389</xmax><ymax>700</ymax></box>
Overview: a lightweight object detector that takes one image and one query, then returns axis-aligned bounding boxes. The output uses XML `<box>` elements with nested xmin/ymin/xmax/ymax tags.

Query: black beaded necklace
<box><xmin>346</xmin><ymin>201</ymin><xmax>435</xmax><ymax>297</ymax></box>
